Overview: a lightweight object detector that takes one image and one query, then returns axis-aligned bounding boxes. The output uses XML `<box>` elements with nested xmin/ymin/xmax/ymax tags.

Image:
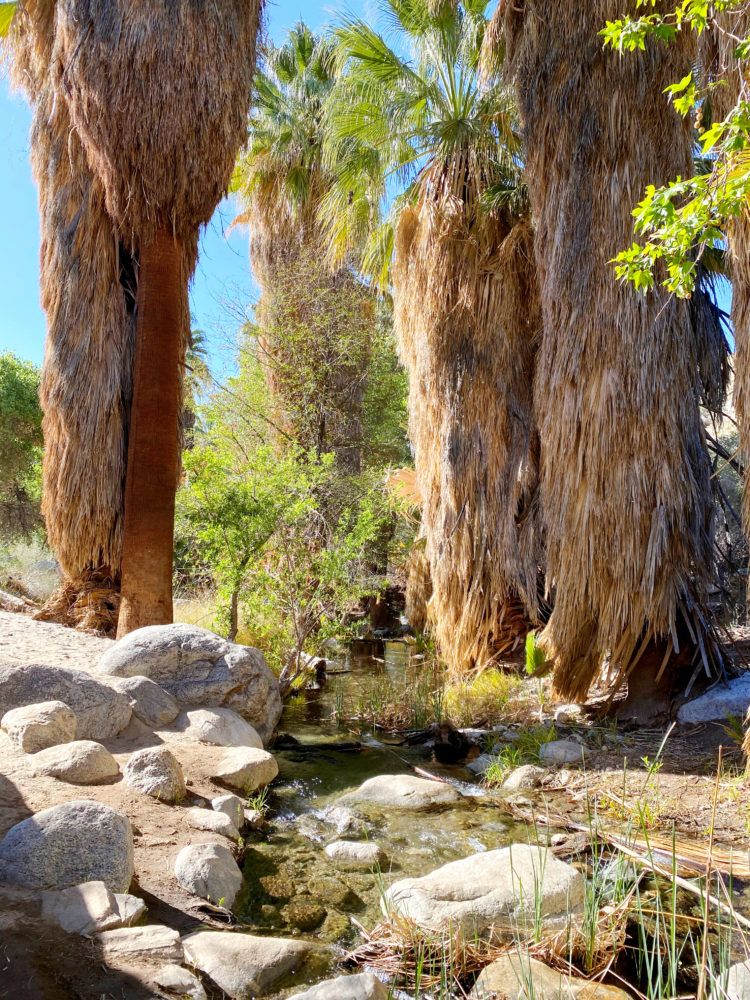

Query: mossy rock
<box><xmin>317</xmin><ymin>909</ymin><xmax>353</xmax><ymax>943</ymax></box>
<box><xmin>307</xmin><ymin>875</ymin><xmax>358</xmax><ymax>909</ymax></box>
<box><xmin>281</xmin><ymin>896</ymin><xmax>327</xmax><ymax>931</ymax></box>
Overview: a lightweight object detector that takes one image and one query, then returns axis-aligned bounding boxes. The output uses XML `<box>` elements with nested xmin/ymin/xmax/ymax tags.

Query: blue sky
<box><xmin>0</xmin><ymin>0</ymin><xmax>367</xmax><ymax>371</ymax></box>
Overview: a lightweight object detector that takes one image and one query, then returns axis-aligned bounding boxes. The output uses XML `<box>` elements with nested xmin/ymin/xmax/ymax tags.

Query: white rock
<box><xmin>123</xmin><ymin>746</ymin><xmax>186</xmax><ymax>803</ymax></box>
<box><xmin>31</xmin><ymin>740</ymin><xmax>120</xmax><ymax>785</ymax></box>
<box><xmin>174</xmin><ymin>842</ymin><xmax>243</xmax><ymax>907</ymax></box>
<box><xmin>502</xmin><ymin>764</ymin><xmax>545</xmax><ymax>791</ymax></box>
<box><xmin>471</xmin><ymin>953</ymin><xmax>630</xmax><ymax>999</ymax></box>
<box><xmin>213</xmin><ymin>746</ymin><xmax>278</xmax><ymax>793</ymax></box>
<box><xmin>169</xmin><ymin>707</ymin><xmax>263</xmax><ymax>748</ymax></box>
<box><xmin>185</xmin><ymin>807</ymin><xmax>239</xmax><ymax>841</ymax></box>
<box><xmin>1</xmin><ymin>700</ymin><xmax>77</xmax><ymax>753</ymax></box>
<box><xmin>385</xmin><ymin>844</ymin><xmax>584</xmax><ymax>938</ymax></box>
<box><xmin>96</xmin><ymin>924</ymin><xmax>183</xmax><ymax>964</ymax></box>
<box><xmin>114</xmin><ymin>891</ymin><xmax>147</xmax><ymax>927</ymax></box>
<box><xmin>183</xmin><ymin>931</ymin><xmax>309</xmax><ymax>998</ymax></box>
<box><xmin>96</xmin><ymin>624</ymin><xmax>282</xmax><ymax>743</ymax></box>
<box><xmin>678</xmin><ymin>674</ymin><xmax>750</xmax><ymax>724</ymax></box>
<box><xmin>41</xmin><ymin>880</ymin><xmax>121</xmax><ymax>935</ymax></box>
<box><xmin>0</xmin><ymin>664</ymin><xmax>131</xmax><ymax>739</ymax></box>
<box><xmin>539</xmin><ymin>740</ymin><xmax>585</xmax><ymax>765</ymax></box>
<box><xmin>153</xmin><ymin>963</ymin><xmax>207</xmax><ymax>1000</ymax></box>
<box><xmin>340</xmin><ymin>774</ymin><xmax>463</xmax><ymax>811</ymax></box>
<box><xmin>553</xmin><ymin>704</ymin><xmax>584</xmax><ymax>725</ymax></box>
<box><xmin>0</xmin><ymin>799</ymin><xmax>133</xmax><ymax>892</ymax></box>
<box><xmin>324</xmin><ymin>840</ymin><xmax>386</xmax><ymax>870</ymax></box>
<box><xmin>212</xmin><ymin>793</ymin><xmax>245</xmax><ymax>830</ymax></box>
<box><xmin>711</xmin><ymin>961</ymin><xmax>750</xmax><ymax>1000</ymax></box>
<box><xmin>289</xmin><ymin>972</ymin><xmax>388</xmax><ymax>1000</ymax></box>
<box><xmin>106</xmin><ymin>675</ymin><xmax>179</xmax><ymax>727</ymax></box>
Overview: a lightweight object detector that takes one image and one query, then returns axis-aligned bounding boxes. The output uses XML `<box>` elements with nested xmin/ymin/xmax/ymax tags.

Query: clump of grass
<box><xmin>347</xmin><ymin>662</ymin><xmax>445</xmax><ymax>731</ymax></box>
<box><xmin>442</xmin><ymin>669</ymin><xmax>529</xmax><ymax>728</ymax></box>
<box><xmin>484</xmin><ymin>724</ymin><xmax>558</xmax><ymax>786</ymax></box>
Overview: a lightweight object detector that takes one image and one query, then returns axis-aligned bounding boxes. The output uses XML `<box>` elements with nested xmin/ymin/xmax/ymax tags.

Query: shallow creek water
<box><xmin>236</xmin><ymin>640</ymin><xmax>534</xmax><ymax>993</ymax></box>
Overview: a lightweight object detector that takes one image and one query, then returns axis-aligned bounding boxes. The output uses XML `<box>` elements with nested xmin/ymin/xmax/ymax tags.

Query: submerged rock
<box><xmin>384</xmin><ymin>844</ymin><xmax>584</xmax><ymax>937</ymax></box>
<box><xmin>96</xmin><ymin>624</ymin><xmax>282</xmax><ymax>743</ymax></box>
<box><xmin>289</xmin><ymin>972</ymin><xmax>388</xmax><ymax>1000</ymax></box>
<box><xmin>340</xmin><ymin>773</ymin><xmax>463</xmax><ymax>811</ymax></box>
<box><xmin>123</xmin><ymin>746</ymin><xmax>186</xmax><ymax>803</ymax></box>
<box><xmin>0</xmin><ymin>663</ymin><xmax>131</xmax><ymax>739</ymax></box>
<box><xmin>1</xmin><ymin>699</ymin><xmax>77</xmax><ymax>753</ymax></box>
<box><xmin>0</xmin><ymin>800</ymin><xmax>133</xmax><ymax>892</ymax></box>
<box><xmin>174</xmin><ymin>842</ymin><xmax>243</xmax><ymax>907</ymax></box>
<box><xmin>182</xmin><ymin>930</ymin><xmax>310</xmax><ymax>998</ymax></box>
<box><xmin>281</xmin><ymin>896</ymin><xmax>327</xmax><ymax>931</ymax></box>
<box><xmin>471</xmin><ymin>953</ymin><xmax>630</xmax><ymax>999</ymax></box>
<box><xmin>324</xmin><ymin>840</ymin><xmax>386</xmax><ymax>871</ymax></box>
<box><xmin>31</xmin><ymin>739</ymin><xmax>120</xmax><ymax>785</ymax></box>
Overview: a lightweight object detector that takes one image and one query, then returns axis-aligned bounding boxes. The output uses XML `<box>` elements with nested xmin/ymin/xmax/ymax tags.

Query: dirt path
<box><xmin>0</xmin><ymin>609</ymin><xmax>111</xmax><ymax>670</ymax></box>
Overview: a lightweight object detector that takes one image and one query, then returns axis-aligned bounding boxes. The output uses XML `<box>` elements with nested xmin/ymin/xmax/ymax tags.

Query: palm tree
<box><xmin>325</xmin><ymin>0</ymin><xmax>542</xmax><ymax>674</ymax></box>
<box><xmin>234</xmin><ymin>24</ymin><xmax>373</xmax><ymax>476</ymax></box>
<box><xmin>10</xmin><ymin>0</ymin><xmax>260</xmax><ymax>636</ymax></box>
<box><xmin>494</xmin><ymin>0</ymin><xmax>725</xmax><ymax>710</ymax></box>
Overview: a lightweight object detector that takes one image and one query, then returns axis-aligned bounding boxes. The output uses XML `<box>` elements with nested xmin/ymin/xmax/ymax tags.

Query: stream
<box><xmin>235</xmin><ymin>640</ymin><xmax>532</xmax><ymax>992</ymax></box>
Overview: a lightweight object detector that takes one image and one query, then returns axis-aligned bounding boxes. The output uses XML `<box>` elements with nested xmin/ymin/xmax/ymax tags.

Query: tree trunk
<box><xmin>117</xmin><ymin>229</ymin><xmax>184</xmax><ymax>637</ymax></box>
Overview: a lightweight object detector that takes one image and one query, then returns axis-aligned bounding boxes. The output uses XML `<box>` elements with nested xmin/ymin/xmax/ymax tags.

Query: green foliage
<box><xmin>483</xmin><ymin>724</ymin><xmax>557</xmax><ymax>785</ymax></box>
<box><xmin>0</xmin><ymin>353</ymin><xmax>43</xmax><ymax>543</ymax></box>
<box><xmin>524</xmin><ymin>631</ymin><xmax>546</xmax><ymax>676</ymax></box>
<box><xmin>601</xmin><ymin>1</ymin><xmax>750</xmax><ymax>295</ymax></box>
<box><xmin>0</xmin><ymin>2</ymin><xmax>16</xmax><ymax>39</ymax></box>
<box><xmin>322</xmin><ymin>0</ymin><xmax>525</xmax><ymax>286</ymax></box>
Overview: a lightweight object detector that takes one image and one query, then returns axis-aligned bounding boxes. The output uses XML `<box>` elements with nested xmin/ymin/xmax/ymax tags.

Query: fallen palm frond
<box><xmin>500</xmin><ymin>1</ymin><xmax>723</xmax><ymax>701</ymax></box>
<box><xmin>34</xmin><ymin>572</ymin><xmax>120</xmax><ymax>636</ymax></box>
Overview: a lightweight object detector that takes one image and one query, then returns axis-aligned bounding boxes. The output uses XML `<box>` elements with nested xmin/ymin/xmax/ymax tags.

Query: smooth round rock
<box><xmin>105</xmin><ymin>675</ymin><xmax>180</xmax><ymax>728</ymax></box>
<box><xmin>184</xmin><ymin>807</ymin><xmax>239</xmax><ymax>841</ymax></box>
<box><xmin>182</xmin><ymin>931</ymin><xmax>309</xmax><ymax>997</ymax></box>
<box><xmin>289</xmin><ymin>973</ymin><xmax>389</xmax><ymax>1000</ymax></box>
<box><xmin>212</xmin><ymin>746</ymin><xmax>278</xmax><ymax>793</ymax></box>
<box><xmin>31</xmin><ymin>740</ymin><xmax>120</xmax><ymax>785</ymax></box>
<box><xmin>168</xmin><ymin>707</ymin><xmax>263</xmax><ymax>748</ymax></box>
<box><xmin>0</xmin><ymin>800</ymin><xmax>134</xmax><ymax>892</ymax></box>
<box><xmin>212</xmin><ymin>793</ymin><xmax>245</xmax><ymax>831</ymax></box>
<box><xmin>539</xmin><ymin>740</ymin><xmax>585</xmax><ymax>765</ymax></box>
<box><xmin>502</xmin><ymin>764</ymin><xmax>545</xmax><ymax>791</ymax></box>
<box><xmin>174</xmin><ymin>842</ymin><xmax>243</xmax><ymax>907</ymax></box>
<box><xmin>324</xmin><ymin>841</ymin><xmax>386</xmax><ymax>871</ymax></box>
<box><xmin>340</xmin><ymin>774</ymin><xmax>463</xmax><ymax>811</ymax></box>
<box><xmin>123</xmin><ymin>746</ymin><xmax>185</xmax><ymax>803</ymax></box>
<box><xmin>1</xmin><ymin>700</ymin><xmax>77</xmax><ymax>753</ymax></box>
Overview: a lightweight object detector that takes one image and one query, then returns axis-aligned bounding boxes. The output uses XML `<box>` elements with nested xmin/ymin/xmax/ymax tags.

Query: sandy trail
<box><xmin>0</xmin><ymin>609</ymin><xmax>111</xmax><ymax>670</ymax></box>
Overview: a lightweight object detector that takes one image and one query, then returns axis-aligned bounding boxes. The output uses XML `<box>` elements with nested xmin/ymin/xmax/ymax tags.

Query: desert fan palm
<box><xmin>326</xmin><ymin>0</ymin><xmax>542</xmax><ymax>673</ymax></box>
<box><xmin>496</xmin><ymin>0</ymin><xmax>725</xmax><ymax>704</ymax></box>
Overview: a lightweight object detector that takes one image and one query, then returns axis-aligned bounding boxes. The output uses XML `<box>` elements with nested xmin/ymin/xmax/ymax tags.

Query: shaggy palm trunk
<box><xmin>394</xmin><ymin>203</ymin><xmax>540</xmax><ymax>675</ymax></box>
<box><xmin>504</xmin><ymin>2</ymin><xmax>715</xmax><ymax>704</ymax></box>
<box><xmin>117</xmin><ymin>230</ymin><xmax>185</xmax><ymax>636</ymax></box>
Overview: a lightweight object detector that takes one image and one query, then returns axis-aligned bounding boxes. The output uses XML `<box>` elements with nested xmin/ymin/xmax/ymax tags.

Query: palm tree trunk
<box><xmin>504</xmin><ymin>1</ymin><xmax>716</xmax><ymax>701</ymax></box>
<box><xmin>117</xmin><ymin>229</ymin><xmax>184</xmax><ymax>637</ymax></box>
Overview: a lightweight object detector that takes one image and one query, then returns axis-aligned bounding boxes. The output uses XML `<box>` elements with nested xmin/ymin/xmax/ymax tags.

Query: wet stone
<box><xmin>307</xmin><ymin>875</ymin><xmax>357</xmax><ymax>909</ymax></box>
<box><xmin>281</xmin><ymin>896</ymin><xmax>327</xmax><ymax>931</ymax></box>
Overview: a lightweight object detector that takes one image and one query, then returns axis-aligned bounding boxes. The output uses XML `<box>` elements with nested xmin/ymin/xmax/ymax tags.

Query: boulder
<box><xmin>678</xmin><ymin>674</ymin><xmax>750</xmax><ymax>725</ymax></box>
<box><xmin>384</xmin><ymin>844</ymin><xmax>584</xmax><ymax>937</ymax></box>
<box><xmin>503</xmin><ymin>764</ymin><xmax>546</xmax><ymax>791</ymax></box>
<box><xmin>539</xmin><ymin>740</ymin><xmax>585</xmax><ymax>765</ymax></box>
<box><xmin>96</xmin><ymin>624</ymin><xmax>282</xmax><ymax>743</ymax></box>
<box><xmin>212</xmin><ymin>793</ymin><xmax>245</xmax><ymax>831</ymax></box>
<box><xmin>123</xmin><ymin>746</ymin><xmax>186</xmax><ymax>803</ymax></box>
<box><xmin>153</xmin><ymin>963</ymin><xmax>207</xmax><ymax>1000</ymax></box>
<box><xmin>96</xmin><ymin>924</ymin><xmax>183</xmax><ymax>965</ymax></box>
<box><xmin>212</xmin><ymin>746</ymin><xmax>278</xmax><ymax>793</ymax></box>
<box><xmin>174</xmin><ymin>842</ymin><xmax>243</xmax><ymax>907</ymax></box>
<box><xmin>31</xmin><ymin>740</ymin><xmax>120</xmax><ymax>785</ymax></box>
<box><xmin>471</xmin><ymin>953</ymin><xmax>630</xmax><ymax>999</ymax></box>
<box><xmin>184</xmin><ymin>807</ymin><xmax>239</xmax><ymax>841</ymax></box>
<box><xmin>711</xmin><ymin>961</ymin><xmax>750</xmax><ymax>1000</ymax></box>
<box><xmin>289</xmin><ymin>973</ymin><xmax>388</xmax><ymax>1000</ymax></box>
<box><xmin>0</xmin><ymin>800</ymin><xmax>133</xmax><ymax>892</ymax></box>
<box><xmin>166</xmin><ymin>707</ymin><xmax>264</xmax><ymax>749</ymax></box>
<box><xmin>41</xmin><ymin>880</ymin><xmax>146</xmax><ymax>935</ymax></box>
<box><xmin>105</xmin><ymin>675</ymin><xmax>179</xmax><ymax>728</ymax></box>
<box><xmin>340</xmin><ymin>774</ymin><xmax>463</xmax><ymax>811</ymax></box>
<box><xmin>1</xmin><ymin>700</ymin><xmax>77</xmax><ymax>753</ymax></box>
<box><xmin>324</xmin><ymin>840</ymin><xmax>386</xmax><ymax>870</ymax></box>
<box><xmin>182</xmin><ymin>931</ymin><xmax>309</xmax><ymax>998</ymax></box>
<box><xmin>0</xmin><ymin>664</ymin><xmax>131</xmax><ymax>739</ymax></box>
